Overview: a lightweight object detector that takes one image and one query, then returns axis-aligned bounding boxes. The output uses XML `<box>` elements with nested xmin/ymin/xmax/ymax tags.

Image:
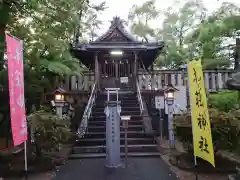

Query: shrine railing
<box><xmin>64</xmin><ymin>71</ymin><xmax>95</xmax><ymax>92</ymax></box>
<box><xmin>77</xmin><ymin>81</ymin><xmax>97</xmax><ymax>138</ymax></box>
<box><xmin>64</xmin><ymin>69</ymin><xmax>235</xmax><ymax>93</ymax></box>
<box><xmin>136</xmin><ymin>80</ymin><xmax>144</xmax><ymax>114</ymax></box>
<box><xmin>138</xmin><ymin>69</ymin><xmax>235</xmax><ymax>92</ymax></box>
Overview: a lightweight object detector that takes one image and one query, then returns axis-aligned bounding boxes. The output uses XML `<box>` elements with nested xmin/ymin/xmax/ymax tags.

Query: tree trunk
<box><xmin>0</xmin><ymin>24</ymin><xmax>6</xmax><ymax>70</ymax></box>
<box><xmin>234</xmin><ymin>38</ymin><xmax>240</xmax><ymax>70</ymax></box>
<box><xmin>0</xmin><ymin>2</ymin><xmax>11</xmax><ymax>70</ymax></box>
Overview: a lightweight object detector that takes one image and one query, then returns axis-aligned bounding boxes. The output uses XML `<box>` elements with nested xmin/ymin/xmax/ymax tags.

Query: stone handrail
<box><xmin>77</xmin><ymin>81</ymin><xmax>97</xmax><ymax>138</ymax></box>
<box><xmin>136</xmin><ymin>80</ymin><xmax>144</xmax><ymax>114</ymax></box>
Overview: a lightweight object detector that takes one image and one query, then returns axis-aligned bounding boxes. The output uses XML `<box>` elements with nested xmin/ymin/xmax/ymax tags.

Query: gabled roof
<box><xmin>94</xmin><ymin>16</ymin><xmax>137</xmax><ymax>42</ymax></box>
<box><xmin>70</xmin><ymin>16</ymin><xmax>165</xmax><ymax>69</ymax></box>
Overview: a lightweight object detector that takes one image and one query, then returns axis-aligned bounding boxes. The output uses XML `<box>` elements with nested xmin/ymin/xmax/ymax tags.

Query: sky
<box><xmin>92</xmin><ymin>0</ymin><xmax>240</xmax><ymax>35</ymax></box>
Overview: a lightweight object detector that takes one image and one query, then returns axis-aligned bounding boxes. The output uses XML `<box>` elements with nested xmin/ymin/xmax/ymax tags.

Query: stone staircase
<box><xmin>69</xmin><ymin>92</ymin><xmax>159</xmax><ymax>159</ymax></box>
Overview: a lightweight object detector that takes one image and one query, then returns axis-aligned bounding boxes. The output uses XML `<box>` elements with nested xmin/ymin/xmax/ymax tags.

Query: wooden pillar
<box><xmin>95</xmin><ymin>52</ymin><xmax>99</xmax><ymax>90</ymax></box>
<box><xmin>134</xmin><ymin>52</ymin><xmax>138</xmax><ymax>90</ymax></box>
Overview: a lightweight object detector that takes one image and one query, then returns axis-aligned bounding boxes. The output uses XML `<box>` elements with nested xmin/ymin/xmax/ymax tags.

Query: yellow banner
<box><xmin>188</xmin><ymin>60</ymin><xmax>215</xmax><ymax>167</ymax></box>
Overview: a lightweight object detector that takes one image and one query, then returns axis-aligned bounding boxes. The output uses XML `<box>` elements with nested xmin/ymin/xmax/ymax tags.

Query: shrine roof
<box><xmin>70</xmin><ymin>16</ymin><xmax>165</xmax><ymax>69</ymax></box>
<box><xmin>94</xmin><ymin>16</ymin><xmax>137</xmax><ymax>42</ymax></box>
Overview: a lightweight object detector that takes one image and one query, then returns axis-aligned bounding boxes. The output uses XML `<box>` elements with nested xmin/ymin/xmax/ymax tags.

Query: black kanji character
<box><xmin>195</xmin><ymin>88</ymin><xmax>204</xmax><ymax>107</ymax></box>
<box><xmin>197</xmin><ymin>112</ymin><xmax>207</xmax><ymax>130</ymax></box>
<box><xmin>193</xmin><ymin>68</ymin><xmax>202</xmax><ymax>87</ymax></box>
<box><xmin>193</xmin><ymin>68</ymin><xmax>198</xmax><ymax>83</ymax></box>
<box><xmin>199</xmin><ymin>136</ymin><xmax>209</xmax><ymax>153</ymax></box>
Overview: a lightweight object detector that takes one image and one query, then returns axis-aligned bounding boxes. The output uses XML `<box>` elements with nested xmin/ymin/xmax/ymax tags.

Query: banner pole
<box><xmin>24</xmin><ymin>140</ymin><xmax>28</xmax><ymax>179</ymax></box>
<box><xmin>194</xmin><ymin>156</ymin><xmax>198</xmax><ymax>180</ymax></box>
<box><xmin>186</xmin><ymin>64</ymin><xmax>198</xmax><ymax>180</ymax></box>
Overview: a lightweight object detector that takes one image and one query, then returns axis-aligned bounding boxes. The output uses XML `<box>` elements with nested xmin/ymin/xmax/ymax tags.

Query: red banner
<box><xmin>6</xmin><ymin>34</ymin><xmax>27</xmax><ymax>146</ymax></box>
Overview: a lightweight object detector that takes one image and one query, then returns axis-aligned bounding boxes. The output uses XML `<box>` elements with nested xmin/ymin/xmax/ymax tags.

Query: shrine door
<box><xmin>100</xmin><ymin>59</ymin><xmax>133</xmax><ymax>90</ymax></box>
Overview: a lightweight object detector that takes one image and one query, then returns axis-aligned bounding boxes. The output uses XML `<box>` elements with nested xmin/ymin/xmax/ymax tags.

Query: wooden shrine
<box><xmin>70</xmin><ymin>16</ymin><xmax>165</xmax><ymax>91</ymax></box>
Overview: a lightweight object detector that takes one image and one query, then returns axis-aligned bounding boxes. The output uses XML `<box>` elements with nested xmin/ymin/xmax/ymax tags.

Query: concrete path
<box><xmin>53</xmin><ymin>158</ymin><xmax>178</xmax><ymax>180</ymax></box>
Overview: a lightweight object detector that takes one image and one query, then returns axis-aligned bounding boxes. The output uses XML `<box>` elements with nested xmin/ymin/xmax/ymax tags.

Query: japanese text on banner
<box><xmin>188</xmin><ymin>60</ymin><xmax>215</xmax><ymax>167</ymax></box>
<box><xmin>6</xmin><ymin>34</ymin><xmax>28</xmax><ymax>146</ymax></box>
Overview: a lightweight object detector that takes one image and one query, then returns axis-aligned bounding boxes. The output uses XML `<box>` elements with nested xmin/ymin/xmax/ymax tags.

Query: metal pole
<box><xmin>24</xmin><ymin>140</ymin><xmax>28</xmax><ymax>180</ymax></box>
<box><xmin>124</xmin><ymin>125</ymin><xmax>128</xmax><ymax>165</ymax></box>
<box><xmin>168</xmin><ymin>104</ymin><xmax>174</xmax><ymax>150</ymax></box>
<box><xmin>194</xmin><ymin>156</ymin><xmax>198</xmax><ymax>180</ymax></box>
<box><xmin>160</xmin><ymin>117</ymin><xmax>163</xmax><ymax>141</ymax></box>
<box><xmin>117</xmin><ymin>90</ymin><xmax>119</xmax><ymax>101</ymax></box>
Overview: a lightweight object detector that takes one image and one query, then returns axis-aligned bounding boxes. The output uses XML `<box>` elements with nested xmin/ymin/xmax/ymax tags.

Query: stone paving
<box><xmin>53</xmin><ymin>158</ymin><xmax>178</xmax><ymax>180</ymax></box>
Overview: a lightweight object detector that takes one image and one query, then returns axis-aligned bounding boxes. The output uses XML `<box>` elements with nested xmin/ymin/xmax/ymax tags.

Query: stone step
<box><xmin>87</xmin><ymin>125</ymin><xmax>143</xmax><ymax>132</ymax></box>
<box><xmin>94</xmin><ymin>106</ymin><xmax>140</xmax><ymax>112</ymax></box>
<box><xmin>76</xmin><ymin>138</ymin><xmax>155</xmax><ymax>146</ymax></box>
<box><xmin>95</xmin><ymin>105</ymin><xmax>139</xmax><ymax>109</ymax></box>
<box><xmin>93</xmin><ymin>111</ymin><xmax>140</xmax><ymax>116</ymax></box>
<box><xmin>83</xmin><ymin>131</ymin><xmax>147</xmax><ymax>139</ymax></box>
<box><xmin>72</xmin><ymin>144</ymin><xmax>158</xmax><ymax>154</ymax></box>
<box><xmin>94</xmin><ymin>103</ymin><xmax>139</xmax><ymax>108</ymax></box>
<box><xmin>88</xmin><ymin>120</ymin><xmax>142</xmax><ymax>126</ymax></box>
<box><xmin>90</xmin><ymin>115</ymin><xmax>143</xmax><ymax>121</ymax></box>
<box><xmin>96</xmin><ymin>98</ymin><xmax>138</xmax><ymax>102</ymax></box>
<box><xmin>69</xmin><ymin>152</ymin><xmax>160</xmax><ymax>159</ymax></box>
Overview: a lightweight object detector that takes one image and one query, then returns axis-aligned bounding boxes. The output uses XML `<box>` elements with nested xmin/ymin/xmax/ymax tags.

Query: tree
<box><xmin>0</xmin><ymin>0</ymin><xmax>106</xmax><ymax>111</ymax></box>
<box><xmin>83</xmin><ymin>2</ymin><xmax>106</xmax><ymax>41</ymax></box>
<box><xmin>129</xmin><ymin>0</ymin><xmax>240</xmax><ymax>69</ymax></box>
<box><xmin>186</xmin><ymin>2</ymin><xmax>240</xmax><ymax>69</ymax></box>
<box><xmin>128</xmin><ymin>0</ymin><xmax>159</xmax><ymax>42</ymax></box>
<box><xmin>156</xmin><ymin>0</ymin><xmax>207</xmax><ymax>69</ymax></box>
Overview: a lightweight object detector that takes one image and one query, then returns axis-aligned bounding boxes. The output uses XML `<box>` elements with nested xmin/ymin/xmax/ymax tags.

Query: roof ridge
<box><xmin>95</xmin><ymin>16</ymin><xmax>137</xmax><ymax>42</ymax></box>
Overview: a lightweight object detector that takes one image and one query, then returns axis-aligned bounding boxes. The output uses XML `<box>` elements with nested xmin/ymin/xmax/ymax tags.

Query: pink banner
<box><xmin>6</xmin><ymin>34</ymin><xmax>27</xmax><ymax>146</ymax></box>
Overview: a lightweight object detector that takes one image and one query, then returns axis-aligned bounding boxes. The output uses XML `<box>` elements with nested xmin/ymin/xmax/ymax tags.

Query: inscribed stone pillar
<box><xmin>104</xmin><ymin>101</ymin><xmax>121</xmax><ymax>168</ymax></box>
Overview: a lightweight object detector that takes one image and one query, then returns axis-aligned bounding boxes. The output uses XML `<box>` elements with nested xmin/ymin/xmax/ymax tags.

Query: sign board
<box><xmin>120</xmin><ymin>77</ymin><xmax>128</xmax><ymax>83</ymax></box>
<box><xmin>155</xmin><ymin>96</ymin><xmax>163</xmax><ymax>109</ymax></box>
<box><xmin>188</xmin><ymin>60</ymin><xmax>215</xmax><ymax>167</ymax></box>
<box><xmin>6</xmin><ymin>34</ymin><xmax>28</xmax><ymax>146</ymax></box>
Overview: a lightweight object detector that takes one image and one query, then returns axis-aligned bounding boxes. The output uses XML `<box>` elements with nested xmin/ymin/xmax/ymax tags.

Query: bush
<box><xmin>208</xmin><ymin>90</ymin><xmax>239</xmax><ymax>112</ymax></box>
<box><xmin>174</xmin><ymin>108</ymin><xmax>240</xmax><ymax>153</ymax></box>
<box><xmin>28</xmin><ymin>110</ymin><xmax>72</xmax><ymax>153</ymax></box>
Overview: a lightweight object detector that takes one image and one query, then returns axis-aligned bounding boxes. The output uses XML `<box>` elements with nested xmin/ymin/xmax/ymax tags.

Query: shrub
<box><xmin>174</xmin><ymin>108</ymin><xmax>240</xmax><ymax>153</ymax></box>
<box><xmin>208</xmin><ymin>90</ymin><xmax>239</xmax><ymax>112</ymax></box>
<box><xmin>28</xmin><ymin>110</ymin><xmax>72</xmax><ymax>153</ymax></box>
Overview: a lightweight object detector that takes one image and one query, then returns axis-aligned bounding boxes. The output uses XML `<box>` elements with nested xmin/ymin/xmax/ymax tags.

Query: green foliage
<box><xmin>208</xmin><ymin>90</ymin><xmax>239</xmax><ymax>112</ymax></box>
<box><xmin>0</xmin><ymin>0</ymin><xmax>106</xmax><ymax>114</ymax></box>
<box><xmin>28</xmin><ymin>110</ymin><xmax>72</xmax><ymax>152</ymax></box>
<box><xmin>128</xmin><ymin>0</ymin><xmax>159</xmax><ymax>42</ymax></box>
<box><xmin>129</xmin><ymin>0</ymin><xmax>240</xmax><ymax>69</ymax></box>
<box><xmin>174</xmin><ymin>108</ymin><xmax>240</xmax><ymax>152</ymax></box>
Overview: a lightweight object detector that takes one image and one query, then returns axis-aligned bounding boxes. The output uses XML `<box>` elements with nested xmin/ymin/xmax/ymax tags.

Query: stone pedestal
<box><xmin>56</xmin><ymin>103</ymin><xmax>64</xmax><ymax>117</ymax></box>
